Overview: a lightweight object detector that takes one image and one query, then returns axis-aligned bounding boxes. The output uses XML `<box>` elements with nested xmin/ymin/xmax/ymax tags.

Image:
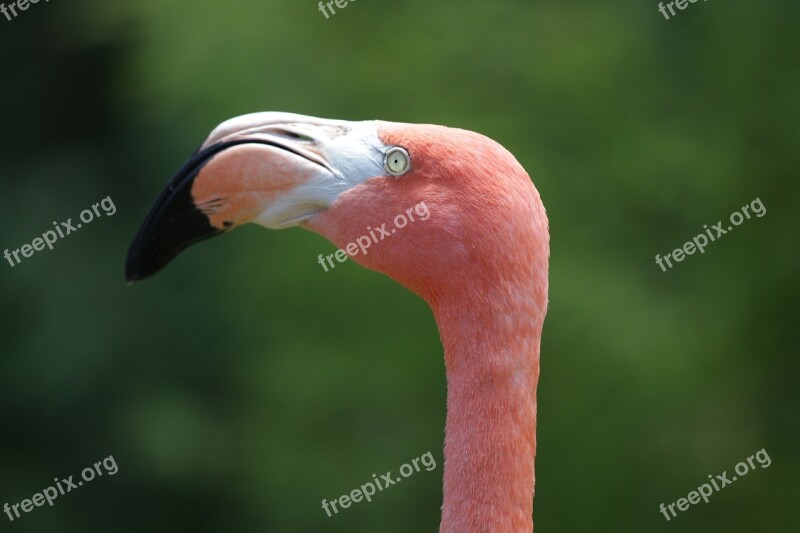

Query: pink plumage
<box><xmin>127</xmin><ymin>114</ymin><xmax>549</xmax><ymax>531</ymax></box>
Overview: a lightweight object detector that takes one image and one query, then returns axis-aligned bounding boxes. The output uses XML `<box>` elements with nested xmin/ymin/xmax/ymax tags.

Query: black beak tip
<box><xmin>124</xmin><ymin>143</ymin><xmax>230</xmax><ymax>284</ymax></box>
<box><xmin>123</xmin><ymin>237</ymin><xmax>167</xmax><ymax>283</ymax></box>
<box><xmin>124</xmin><ymin>257</ymin><xmax>146</xmax><ymax>283</ymax></box>
<box><xmin>124</xmin><ymin>209</ymin><xmax>221</xmax><ymax>284</ymax></box>
<box><xmin>124</xmin><ymin>265</ymin><xmax>137</xmax><ymax>283</ymax></box>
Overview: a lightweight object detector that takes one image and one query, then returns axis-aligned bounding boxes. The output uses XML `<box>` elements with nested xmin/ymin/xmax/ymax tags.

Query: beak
<box><xmin>125</xmin><ymin>113</ymin><xmax>385</xmax><ymax>282</ymax></box>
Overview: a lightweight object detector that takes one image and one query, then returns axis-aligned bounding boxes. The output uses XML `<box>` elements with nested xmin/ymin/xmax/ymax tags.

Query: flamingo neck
<box><xmin>433</xmin><ymin>281</ymin><xmax>543</xmax><ymax>532</ymax></box>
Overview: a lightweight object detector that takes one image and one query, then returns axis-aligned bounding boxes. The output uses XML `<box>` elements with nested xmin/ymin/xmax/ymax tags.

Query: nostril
<box><xmin>274</xmin><ymin>128</ymin><xmax>314</xmax><ymax>142</ymax></box>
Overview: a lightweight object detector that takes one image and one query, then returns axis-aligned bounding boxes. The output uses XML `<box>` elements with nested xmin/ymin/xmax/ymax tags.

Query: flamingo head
<box><xmin>126</xmin><ymin>112</ymin><xmax>546</xmax><ymax>301</ymax></box>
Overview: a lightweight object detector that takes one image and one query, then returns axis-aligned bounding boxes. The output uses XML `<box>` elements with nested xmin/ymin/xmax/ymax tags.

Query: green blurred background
<box><xmin>1</xmin><ymin>0</ymin><xmax>798</xmax><ymax>531</ymax></box>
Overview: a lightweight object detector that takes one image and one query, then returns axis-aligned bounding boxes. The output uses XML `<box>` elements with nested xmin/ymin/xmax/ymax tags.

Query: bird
<box><xmin>125</xmin><ymin>112</ymin><xmax>549</xmax><ymax>532</ymax></box>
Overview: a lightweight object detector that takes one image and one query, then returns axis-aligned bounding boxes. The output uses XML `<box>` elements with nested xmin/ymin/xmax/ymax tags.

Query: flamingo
<box><xmin>126</xmin><ymin>113</ymin><xmax>549</xmax><ymax>532</ymax></box>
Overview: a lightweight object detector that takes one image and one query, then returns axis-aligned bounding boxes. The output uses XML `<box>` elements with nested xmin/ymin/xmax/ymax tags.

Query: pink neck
<box><xmin>433</xmin><ymin>283</ymin><xmax>543</xmax><ymax>532</ymax></box>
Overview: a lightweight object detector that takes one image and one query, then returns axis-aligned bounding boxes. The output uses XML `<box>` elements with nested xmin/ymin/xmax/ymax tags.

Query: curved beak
<box><xmin>125</xmin><ymin>113</ymin><xmax>384</xmax><ymax>282</ymax></box>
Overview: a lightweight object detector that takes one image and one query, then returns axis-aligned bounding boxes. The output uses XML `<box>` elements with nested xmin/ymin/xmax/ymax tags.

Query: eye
<box><xmin>384</xmin><ymin>147</ymin><xmax>411</xmax><ymax>177</ymax></box>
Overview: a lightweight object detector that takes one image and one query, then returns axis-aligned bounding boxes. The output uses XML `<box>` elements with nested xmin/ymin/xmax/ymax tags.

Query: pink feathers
<box><xmin>307</xmin><ymin>122</ymin><xmax>549</xmax><ymax>531</ymax></box>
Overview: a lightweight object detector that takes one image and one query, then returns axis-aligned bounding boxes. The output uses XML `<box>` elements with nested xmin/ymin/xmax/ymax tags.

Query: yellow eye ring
<box><xmin>384</xmin><ymin>147</ymin><xmax>411</xmax><ymax>177</ymax></box>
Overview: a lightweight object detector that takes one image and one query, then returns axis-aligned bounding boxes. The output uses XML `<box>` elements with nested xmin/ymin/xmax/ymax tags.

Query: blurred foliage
<box><xmin>0</xmin><ymin>0</ymin><xmax>798</xmax><ymax>531</ymax></box>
